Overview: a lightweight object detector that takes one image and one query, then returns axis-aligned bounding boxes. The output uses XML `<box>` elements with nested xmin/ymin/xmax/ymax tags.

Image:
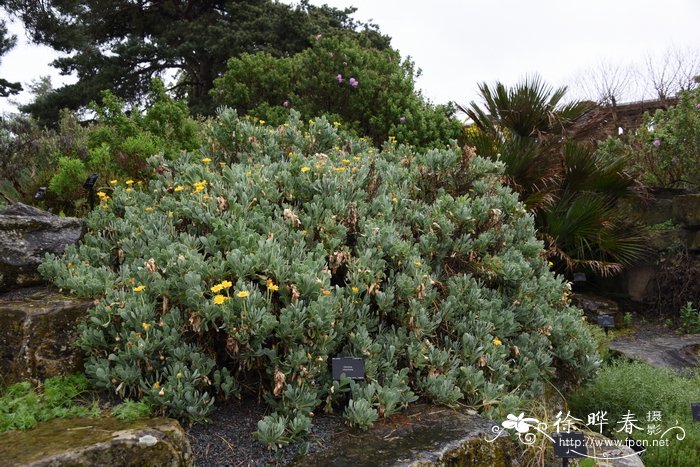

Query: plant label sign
<box><xmin>332</xmin><ymin>357</ymin><xmax>365</xmax><ymax>380</ymax></box>
<box><xmin>597</xmin><ymin>315</ymin><xmax>615</xmax><ymax>329</ymax></box>
<box><xmin>692</xmin><ymin>403</ymin><xmax>700</xmax><ymax>421</ymax></box>
<box><xmin>552</xmin><ymin>431</ymin><xmax>586</xmax><ymax>459</ymax></box>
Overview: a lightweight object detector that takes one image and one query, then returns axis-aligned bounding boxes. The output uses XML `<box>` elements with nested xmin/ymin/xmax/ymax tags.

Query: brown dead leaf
<box><xmin>145</xmin><ymin>258</ymin><xmax>157</xmax><ymax>273</ymax></box>
<box><xmin>273</xmin><ymin>368</ymin><xmax>286</xmax><ymax>397</ymax></box>
<box><xmin>283</xmin><ymin>208</ymin><xmax>301</xmax><ymax>227</ymax></box>
<box><xmin>290</xmin><ymin>284</ymin><xmax>300</xmax><ymax>303</ymax></box>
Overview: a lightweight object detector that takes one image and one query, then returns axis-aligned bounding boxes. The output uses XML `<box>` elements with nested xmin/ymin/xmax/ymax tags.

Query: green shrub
<box><xmin>212</xmin><ymin>36</ymin><xmax>462</xmax><ymax>149</ymax></box>
<box><xmin>40</xmin><ymin>110</ymin><xmax>599</xmax><ymax>447</ymax></box>
<box><xmin>569</xmin><ymin>361</ymin><xmax>700</xmax><ymax>466</ymax></box>
<box><xmin>0</xmin><ymin>374</ymin><xmax>99</xmax><ymax>432</ymax></box>
<box><xmin>596</xmin><ymin>87</ymin><xmax>700</xmax><ymax>189</ymax></box>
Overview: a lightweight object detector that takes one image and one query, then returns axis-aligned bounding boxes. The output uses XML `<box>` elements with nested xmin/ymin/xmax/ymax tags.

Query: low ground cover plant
<box><xmin>569</xmin><ymin>360</ymin><xmax>700</xmax><ymax>466</ymax></box>
<box><xmin>40</xmin><ymin>110</ymin><xmax>598</xmax><ymax>447</ymax></box>
<box><xmin>0</xmin><ymin>374</ymin><xmax>100</xmax><ymax>432</ymax></box>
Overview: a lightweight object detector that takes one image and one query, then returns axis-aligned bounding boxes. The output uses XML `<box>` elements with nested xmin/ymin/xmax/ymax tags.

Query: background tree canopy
<box><xmin>0</xmin><ymin>18</ymin><xmax>21</xmax><ymax>97</ymax></box>
<box><xmin>0</xmin><ymin>0</ymin><xmax>389</xmax><ymax>122</ymax></box>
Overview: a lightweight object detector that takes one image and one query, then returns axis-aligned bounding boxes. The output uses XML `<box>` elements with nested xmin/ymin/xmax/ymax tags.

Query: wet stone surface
<box><xmin>609</xmin><ymin>326</ymin><xmax>700</xmax><ymax>371</ymax></box>
<box><xmin>295</xmin><ymin>404</ymin><xmax>515</xmax><ymax>467</ymax></box>
<box><xmin>0</xmin><ymin>417</ymin><xmax>192</xmax><ymax>466</ymax></box>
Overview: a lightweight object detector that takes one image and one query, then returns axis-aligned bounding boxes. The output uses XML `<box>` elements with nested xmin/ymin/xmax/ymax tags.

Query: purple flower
<box><xmin>348</xmin><ymin>77</ymin><xmax>358</xmax><ymax>88</ymax></box>
<box><xmin>696</xmin><ymin>103</ymin><xmax>700</xmax><ymax>109</ymax></box>
<box><xmin>399</xmin><ymin>116</ymin><xmax>406</xmax><ymax>124</ymax></box>
<box><xmin>282</xmin><ymin>100</ymin><xmax>289</xmax><ymax>108</ymax></box>
<box><xmin>652</xmin><ymin>139</ymin><xmax>661</xmax><ymax>147</ymax></box>
<box><xmin>336</xmin><ymin>74</ymin><xmax>343</xmax><ymax>83</ymax></box>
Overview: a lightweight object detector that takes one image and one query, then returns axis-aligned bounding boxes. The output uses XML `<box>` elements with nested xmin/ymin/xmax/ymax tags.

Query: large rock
<box><xmin>672</xmin><ymin>194</ymin><xmax>700</xmax><ymax>228</ymax></box>
<box><xmin>296</xmin><ymin>404</ymin><xmax>516</xmax><ymax>466</ymax></box>
<box><xmin>0</xmin><ymin>417</ymin><xmax>192</xmax><ymax>466</ymax></box>
<box><xmin>0</xmin><ymin>287</ymin><xmax>92</xmax><ymax>385</ymax></box>
<box><xmin>0</xmin><ymin>203</ymin><xmax>85</xmax><ymax>291</ymax></box>
<box><xmin>610</xmin><ymin>332</ymin><xmax>700</xmax><ymax>371</ymax></box>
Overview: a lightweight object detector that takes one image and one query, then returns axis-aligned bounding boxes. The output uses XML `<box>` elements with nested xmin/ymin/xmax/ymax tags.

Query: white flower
<box><xmin>502</xmin><ymin>412</ymin><xmax>539</xmax><ymax>434</ymax></box>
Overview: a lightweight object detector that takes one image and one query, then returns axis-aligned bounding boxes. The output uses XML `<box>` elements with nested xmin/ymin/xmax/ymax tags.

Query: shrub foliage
<box><xmin>40</xmin><ymin>110</ymin><xmax>598</xmax><ymax>445</ymax></box>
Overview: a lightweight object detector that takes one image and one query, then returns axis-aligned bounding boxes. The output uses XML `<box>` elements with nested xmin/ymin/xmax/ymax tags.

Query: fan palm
<box><xmin>460</xmin><ymin>75</ymin><xmax>647</xmax><ymax>276</ymax></box>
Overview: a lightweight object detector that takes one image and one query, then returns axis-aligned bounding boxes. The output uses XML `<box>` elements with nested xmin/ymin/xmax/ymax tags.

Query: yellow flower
<box><xmin>301</xmin><ymin>166</ymin><xmax>311</xmax><ymax>173</ymax></box>
<box><xmin>211</xmin><ymin>284</ymin><xmax>223</xmax><ymax>293</ymax></box>
<box><xmin>176</xmin><ymin>371</ymin><xmax>183</xmax><ymax>379</ymax></box>
<box><xmin>236</xmin><ymin>290</ymin><xmax>250</xmax><ymax>299</ymax></box>
<box><xmin>333</xmin><ymin>167</ymin><xmax>346</xmax><ymax>172</ymax></box>
<box><xmin>351</xmin><ymin>287</ymin><xmax>359</xmax><ymax>294</ymax></box>
<box><xmin>259</xmin><ymin>119</ymin><xmax>266</xmax><ymax>124</ymax></box>
<box><xmin>174</xmin><ymin>185</ymin><xmax>184</xmax><ymax>192</ymax></box>
<box><xmin>266</xmin><ymin>279</ymin><xmax>279</xmax><ymax>292</ymax></box>
<box><xmin>97</xmin><ymin>191</ymin><xmax>107</xmax><ymax>198</ymax></box>
<box><xmin>342</xmin><ymin>159</ymin><xmax>350</xmax><ymax>164</ymax></box>
<box><xmin>125</xmin><ymin>180</ymin><xmax>134</xmax><ymax>185</ymax></box>
<box><xmin>142</xmin><ymin>322</ymin><xmax>152</xmax><ymax>331</ymax></box>
<box><xmin>333</xmin><ymin>121</ymin><xmax>341</xmax><ymax>127</ymax></box>
<box><xmin>353</xmin><ymin>156</ymin><xmax>361</xmax><ymax>161</ymax></box>
<box><xmin>213</xmin><ymin>294</ymin><xmax>229</xmax><ymax>305</ymax></box>
<box><xmin>133</xmin><ymin>285</ymin><xmax>146</xmax><ymax>293</ymax></box>
<box><xmin>493</xmin><ymin>337</ymin><xmax>502</xmax><ymax>346</ymax></box>
<box><xmin>392</xmin><ymin>197</ymin><xmax>398</xmax><ymax>203</ymax></box>
<box><xmin>144</xmin><ymin>207</ymin><xmax>153</xmax><ymax>213</ymax></box>
<box><xmin>321</xmin><ymin>289</ymin><xmax>332</xmax><ymax>296</ymax></box>
<box><xmin>220</xmin><ymin>280</ymin><xmax>233</xmax><ymax>289</ymax></box>
<box><xmin>110</xmin><ymin>179</ymin><xmax>118</xmax><ymax>185</ymax></box>
<box><xmin>125</xmin><ymin>188</ymin><xmax>132</xmax><ymax>193</ymax></box>
<box><xmin>153</xmin><ymin>381</ymin><xmax>160</xmax><ymax>389</ymax></box>
<box><xmin>201</xmin><ymin>157</ymin><xmax>212</xmax><ymax>163</ymax></box>
<box><xmin>414</xmin><ymin>261</ymin><xmax>422</xmax><ymax>267</ymax></box>
<box><xmin>168</xmin><ymin>211</ymin><xmax>174</xmax><ymax>217</ymax></box>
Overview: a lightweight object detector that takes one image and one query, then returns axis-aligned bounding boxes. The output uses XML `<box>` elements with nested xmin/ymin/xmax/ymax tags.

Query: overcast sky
<box><xmin>1</xmin><ymin>0</ymin><xmax>699</xmax><ymax>113</ymax></box>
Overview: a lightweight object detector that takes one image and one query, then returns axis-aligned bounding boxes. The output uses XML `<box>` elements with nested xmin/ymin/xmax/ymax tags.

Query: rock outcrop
<box><xmin>0</xmin><ymin>203</ymin><xmax>85</xmax><ymax>291</ymax></box>
<box><xmin>0</xmin><ymin>287</ymin><xmax>92</xmax><ymax>385</ymax></box>
<box><xmin>296</xmin><ymin>404</ymin><xmax>516</xmax><ymax>466</ymax></box>
<box><xmin>0</xmin><ymin>417</ymin><xmax>192</xmax><ymax>466</ymax></box>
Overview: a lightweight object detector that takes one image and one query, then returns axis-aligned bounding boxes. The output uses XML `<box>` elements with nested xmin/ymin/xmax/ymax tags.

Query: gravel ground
<box><xmin>186</xmin><ymin>398</ymin><xmax>346</xmax><ymax>466</ymax></box>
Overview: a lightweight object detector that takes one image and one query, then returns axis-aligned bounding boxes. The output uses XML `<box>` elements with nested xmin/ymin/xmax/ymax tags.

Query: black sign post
<box><xmin>83</xmin><ymin>173</ymin><xmax>100</xmax><ymax>211</ymax></box>
<box><xmin>692</xmin><ymin>403</ymin><xmax>700</xmax><ymax>421</ymax></box>
<box><xmin>552</xmin><ymin>432</ymin><xmax>586</xmax><ymax>466</ymax></box>
<box><xmin>597</xmin><ymin>314</ymin><xmax>615</xmax><ymax>336</ymax></box>
<box><xmin>331</xmin><ymin>357</ymin><xmax>365</xmax><ymax>381</ymax></box>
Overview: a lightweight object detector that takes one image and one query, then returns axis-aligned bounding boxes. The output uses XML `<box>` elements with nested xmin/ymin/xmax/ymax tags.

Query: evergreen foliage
<box><xmin>1</xmin><ymin>0</ymin><xmax>389</xmax><ymax>122</ymax></box>
<box><xmin>212</xmin><ymin>36</ymin><xmax>462</xmax><ymax>149</ymax></box>
<box><xmin>39</xmin><ymin>110</ymin><xmax>598</xmax><ymax>446</ymax></box>
<box><xmin>461</xmin><ymin>75</ymin><xmax>647</xmax><ymax>276</ymax></box>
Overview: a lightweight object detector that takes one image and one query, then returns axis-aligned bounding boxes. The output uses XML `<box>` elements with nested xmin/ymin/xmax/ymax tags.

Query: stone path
<box><xmin>609</xmin><ymin>326</ymin><xmax>700</xmax><ymax>371</ymax></box>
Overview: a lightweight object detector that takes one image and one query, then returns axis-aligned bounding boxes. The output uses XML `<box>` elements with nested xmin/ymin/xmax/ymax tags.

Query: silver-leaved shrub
<box><xmin>39</xmin><ymin>109</ymin><xmax>599</xmax><ymax>447</ymax></box>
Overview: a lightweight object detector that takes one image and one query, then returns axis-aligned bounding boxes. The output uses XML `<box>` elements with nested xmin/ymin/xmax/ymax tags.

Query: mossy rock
<box><xmin>0</xmin><ymin>417</ymin><xmax>192</xmax><ymax>466</ymax></box>
<box><xmin>0</xmin><ymin>287</ymin><xmax>92</xmax><ymax>386</ymax></box>
<box><xmin>296</xmin><ymin>403</ymin><xmax>516</xmax><ymax>466</ymax></box>
<box><xmin>672</xmin><ymin>194</ymin><xmax>700</xmax><ymax>228</ymax></box>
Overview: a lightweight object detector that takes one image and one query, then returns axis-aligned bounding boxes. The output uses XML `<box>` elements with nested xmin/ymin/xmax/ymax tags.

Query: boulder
<box><xmin>0</xmin><ymin>203</ymin><xmax>85</xmax><ymax>291</ymax></box>
<box><xmin>296</xmin><ymin>404</ymin><xmax>516</xmax><ymax>466</ymax></box>
<box><xmin>0</xmin><ymin>417</ymin><xmax>192</xmax><ymax>466</ymax></box>
<box><xmin>672</xmin><ymin>194</ymin><xmax>700</xmax><ymax>228</ymax></box>
<box><xmin>609</xmin><ymin>332</ymin><xmax>700</xmax><ymax>371</ymax></box>
<box><xmin>571</xmin><ymin>293</ymin><xmax>620</xmax><ymax>319</ymax></box>
<box><xmin>0</xmin><ymin>287</ymin><xmax>92</xmax><ymax>386</ymax></box>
